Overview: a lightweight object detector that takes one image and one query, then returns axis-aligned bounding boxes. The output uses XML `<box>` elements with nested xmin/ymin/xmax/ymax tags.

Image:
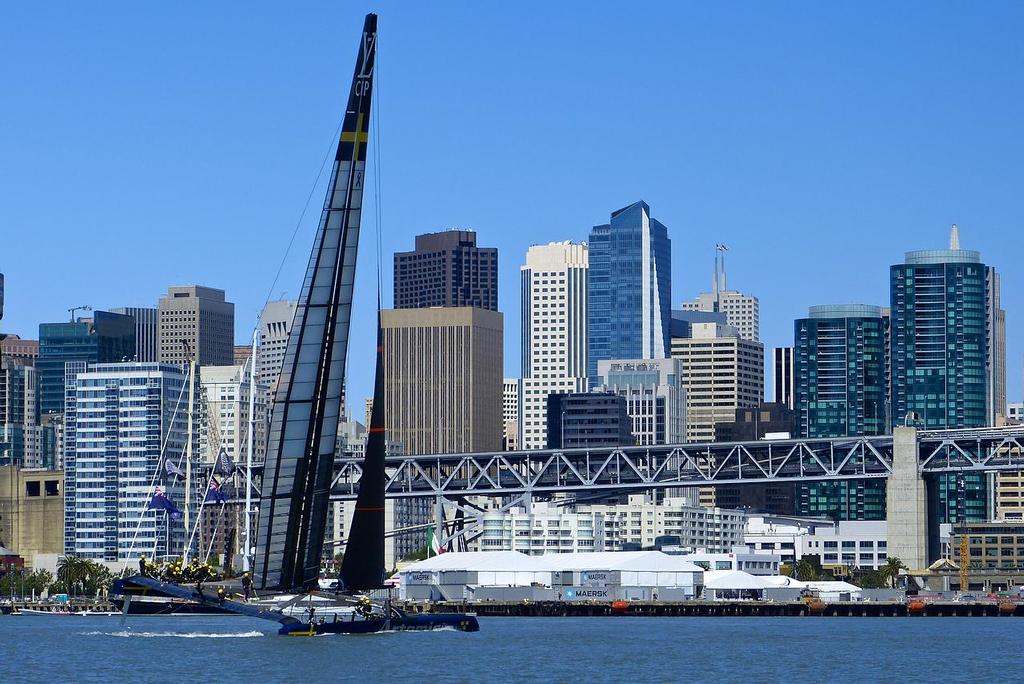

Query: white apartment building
<box><xmin>595</xmin><ymin>358</ymin><xmax>686</xmax><ymax>445</ymax></box>
<box><xmin>744</xmin><ymin>516</ymin><xmax>889</xmax><ymax>570</ymax></box>
<box><xmin>63</xmin><ymin>363</ymin><xmax>189</xmax><ymax>562</ymax></box>
<box><xmin>520</xmin><ymin>242</ymin><xmax>588</xmax><ymax>449</ymax></box>
<box><xmin>257</xmin><ymin>299</ymin><xmax>297</xmax><ymax>405</ymax></box>
<box><xmin>681</xmin><ymin>290</ymin><xmax>760</xmax><ymax>342</ymax></box>
<box><xmin>199</xmin><ymin>364</ymin><xmax>269</xmax><ymax>466</ymax></box>
<box><xmin>473</xmin><ymin>501</ymin><xmax>606</xmax><ymax>555</ymax></box>
<box><xmin>581</xmin><ymin>494</ymin><xmax>746</xmax><ymax>553</ymax></box>
<box><xmin>681</xmin><ymin>547</ymin><xmax>781</xmax><ymax>575</ymax></box>
<box><xmin>503</xmin><ymin>378</ymin><xmax>520</xmax><ymax>450</ymax></box>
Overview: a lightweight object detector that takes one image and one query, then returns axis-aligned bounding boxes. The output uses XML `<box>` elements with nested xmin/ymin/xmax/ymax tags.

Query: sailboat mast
<box><xmin>184</xmin><ymin>356</ymin><xmax>196</xmax><ymax>561</ymax></box>
<box><xmin>244</xmin><ymin>329</ymin><xmax>257</xmax><ymax>573</ymax></box>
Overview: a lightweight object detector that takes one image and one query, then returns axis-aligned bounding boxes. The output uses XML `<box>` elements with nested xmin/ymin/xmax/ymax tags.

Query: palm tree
<box><xmin>57</xmin><ymin>555</ymin><xmax>88</xmax><ymax>596</ymax></box>
<box><xmin>881</xmin><ymin>556</ymin><xmax>907</xmax><ymax>588</ymax></box>
<box><xmin>795</xmin><ymin>559</ymin><xmax>818</xmax><ymax>582</ymax></box>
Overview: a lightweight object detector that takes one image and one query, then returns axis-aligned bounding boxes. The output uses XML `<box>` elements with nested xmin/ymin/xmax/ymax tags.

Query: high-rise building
<box><xmin>713</xmin><ymin>403</ymin><xmax>797</xmax><ymax>515</ymax></box>
<box><xmin>382</xmin><ymin>307</ymin><xmax>503</xmax><ymax>455</ymax></box>
<box><xmin>890</xmin><ymin>229</ymin><xmax>993</xmax><ymax>525</ymax></box>
<box><xmin>772</xmin><ymin>347</ymin><xmax>795</xmax><ymax>410</ymax></box>
<box><xmin>0</xmin><ymin>336</ymin><xmax>39</xmax><ymax>361</ymax></box>
<box><xmin>233</xmin><ymin>345</ymin><xmax>252</xmax><ymax>366</ymax></box>
<box><xmin>681</xmin><ymin>291</ymin><xmax>759</xmax><ymax>342</ymax></box>
<box><xmin>0</xmin><ymin>357</ymin><xmax>42</xmax><ymax>467</ymax></box>
<box><xmin>37</xmin><ymin>311</ymin><xmax>136</xmax><ymax>416</ymax></box>
<box><xmin>594</xmin><ymin>358</ymin><xmax>686</xmax><ymax>446</ymax></box>
<box><xmin>520</xmin><ymin>242</ymin><xmax>589</xmax><ymax>449</ymax></box>
<box><xmin>546</xmin><ymin>392</ymin><xmax>633</xmax><ymax>449</ymax></box>
<box><xmin>257</xmin><ymin>299</ymin><xmax>297</xmax><ymax>405</ymax></box>
<box><xmin>670</xmin><ymin>321</ymin><xmax>764</xmax><ymax>443</ymax></box>
<box><xmin>793</xmin><ymin>305</ymin><xmax>888</xmax><ymax>521</ymax></box>
<box><xmin>158</xmin><ymin>286</ymin><xmax>235</xmax><ymax>367</ymax></box>
<box><xmin>988</xmin><ymin>268</ymin><xmax>1007</xmax><ymax>424</ymax></box>
<box><xmin>199</xmin><ymin>365</ymin><xmax>269</xmax><ymax>466</ymax></box>
<box><xmin>503</xmin><ymin>378</ymin><xmax>520</xmax><ymax>451</ymax></box>
<box><xmin>111</xmin><ymin>306</ymin><xmax>159</xmax><ymax>362</ymax></box>
<box><xmin>393</xmin><ymin>230</ymin><xmax>498</xmax><ymax>311</ymax></box>
<box><xmin>63</xmin><ymin>362</ymin><xmax>189</xmax><ymax>561</ymax></box>
<box><xmin>0</xmin><ymin>466</ymin><xmax>64</xmax><ymax>569</ymax></box>
<box><xmin>587</xmin><ymin>201</ymin><xmax>671</xmax><ymax>381</ymax></box>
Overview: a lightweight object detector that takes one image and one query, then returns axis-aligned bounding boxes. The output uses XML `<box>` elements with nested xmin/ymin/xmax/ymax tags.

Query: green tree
<box><xmin>779</xmin><ymin>563</ymin><xmax>794</xmax><ymax>578</ymax></box>
<box><xmin>855</xmin><ymin>570</ymin><xmax>887</xmax><ymax>589</ymax></box>
<box><xmin>880</xmin><ymin>556</ymin><xmax>907</xmax><ymax>589</ymax></box>
<box><xmin>795</xmin><ymin>559</ymin><xmax>818</xmax><ymax>582</ymax></box>
<box><xmin>57</xmin><ymin>555</ymin><xmax>88</xmax><ymax>596</ymax></box>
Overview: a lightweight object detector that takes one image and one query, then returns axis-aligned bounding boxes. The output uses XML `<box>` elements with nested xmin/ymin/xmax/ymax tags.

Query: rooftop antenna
<box><xmin>714</xmin><ymin>244</ymin><xmax>729</xmax><ymax>312</ymax></box>
<box><xmin>950</xmin><ymin>223</ymin><xmax>960</xmax><ymax>250</ymax></box>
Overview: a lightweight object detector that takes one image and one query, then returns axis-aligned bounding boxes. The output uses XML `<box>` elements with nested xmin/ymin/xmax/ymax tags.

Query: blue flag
<box><xmin>213</xmin><ymin>448</ymin><xmax>238</xmax><ymax>477</ymax></box>
<box><xmin>147</xmin><ymin>486</ymin><xmax>183</xmax><ymax>520</ymax></box>
<box><xmin>204</xmin><ymin>477</ymin><xmax>228</xmax><ymax>504</ymax></box>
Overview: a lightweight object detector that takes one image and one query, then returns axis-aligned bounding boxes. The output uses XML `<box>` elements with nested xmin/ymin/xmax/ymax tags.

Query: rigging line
<box><xmin>119</xmin><ymin>366</ymin><xmax>190</xmax><ymax>575</ymax></box>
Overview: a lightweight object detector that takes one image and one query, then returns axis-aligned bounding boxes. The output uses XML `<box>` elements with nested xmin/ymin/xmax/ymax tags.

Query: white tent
<box><xmin>400</xmin><ymin>551</ymin><xmax>553</xmax><ymax>587</ymax></box>
<box><xmin>704</xmin><ymin>570</ymin><xmax>774</xmax><ymax>590</ymax></box>
<box><xmin>761</xmin><ymin>575</ymin><xmax>808</xmax><ymax>589</ymax></box>
<box><xmin>543</xmin><ymin>551</ymin><xmax>703</xmax><ymax>588</ymax></box>
<box><xmin>803</xmin><ymin>580</ymin><xmax>862</xmax><ymax>599</ymax></box>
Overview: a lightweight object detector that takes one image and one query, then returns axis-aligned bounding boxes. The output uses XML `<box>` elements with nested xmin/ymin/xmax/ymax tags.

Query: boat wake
<box><xmin>81</xmin><ymin>630</ymin><xmax>265</xmax><ymax>639</ymax></box>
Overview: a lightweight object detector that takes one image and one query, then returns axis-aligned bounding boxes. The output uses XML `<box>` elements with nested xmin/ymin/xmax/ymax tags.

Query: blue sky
<box><xmin>2</xmin><ymin>2</ymin><xmax>1023</xmax><ymax>408</ymax></box>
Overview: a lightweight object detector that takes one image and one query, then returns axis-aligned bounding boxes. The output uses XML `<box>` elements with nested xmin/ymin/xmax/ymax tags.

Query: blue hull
<box><xmin>279</xmin><ymin>612</ymin><xmax>480</xmax><ymax>636</ymax></box>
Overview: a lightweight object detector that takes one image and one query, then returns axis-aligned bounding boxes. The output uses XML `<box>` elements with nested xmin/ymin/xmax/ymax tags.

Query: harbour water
<box><xmin>3</xmin><ymin>614</ymin><xmax>1023</xmax><ymax>683</ymax></box>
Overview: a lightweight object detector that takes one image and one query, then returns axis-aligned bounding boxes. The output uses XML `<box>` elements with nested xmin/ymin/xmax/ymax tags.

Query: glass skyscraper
<box><xmin>37</xmin><ymin>311</ymin><xmax>136</xmax><ymax>417</ymax></box>
<box><xmin>890</xmin><ymin>244</ymin><xmax>990</xmax><ymax>524</ymax></box>
<box><xmin>587</xmin><ymin>201</ymin><xmax>671</xmax><ymax>381</ymax></box>
<box><xmin>794</xmin><ymin>304</ymin><xmax>888</xmax><ymax>521</ymax></box>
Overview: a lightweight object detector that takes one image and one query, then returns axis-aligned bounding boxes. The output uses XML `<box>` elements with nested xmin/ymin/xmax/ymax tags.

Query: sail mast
<box><xmin>255</xmin><ymin>13</ymin><xmax>378</xmax><ymax>592</ymax></box>
<box><xmin>243</xmin><ymin>329</ymin><xmax>257</xmax><ymax>573</ymax></box>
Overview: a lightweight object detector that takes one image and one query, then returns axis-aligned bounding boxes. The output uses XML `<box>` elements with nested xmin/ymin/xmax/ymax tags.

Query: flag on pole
<box><xmin>147</xmin><ymin>486</ymin><xmax>183</xmax><ymax>520</ymax></box>
<box><xmin>213</xmin><ymin>447</ymin><xmax>238</xmax><ymax>476</ymax></box>
<box><xmin>428</xmin><ymin>525</ymin><xmax>445</xmax><ymax>556</ymax></box>
<box><xmin>715</xmin><ymin>243</ymin><xmax>730</xmax><ymax>251</ymax></box>
<box><xmin>164</xmin><ymin>458</ymin><xmax>185</xmax><ymax>478</ymax></box>
<box><xmin>204</xmin><ymin>477</ymin><xmax>229</xmax><ymax>504</ymax></box>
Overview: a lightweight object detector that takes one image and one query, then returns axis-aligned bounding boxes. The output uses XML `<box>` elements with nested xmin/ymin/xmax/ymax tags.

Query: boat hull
<box><xmin>279</xmin><ymin>612</ymin><xmax>480</xmax><ymax>636</ymax></box>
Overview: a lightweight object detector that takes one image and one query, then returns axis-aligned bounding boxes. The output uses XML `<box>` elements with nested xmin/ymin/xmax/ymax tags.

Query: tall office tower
<box><xmin>393</xmin><ymin>230</ymin><xmax>498</xmax><ymax>310</ymax></box>
<box><xmin>712</xmin><ymin>402</ymin><xmax>797</xmax><ymax>514</ymax></box>
<box><xmin>382</xmin><ymin>307</ymin><xmax>503</xmax><ymax>455</ymax></box>
<box><xmin>63</xmin><ymin>362</ymin><xmax>188</xmax><ymax>561</ymax></box>
<box><xmin>158</xmin><ymin>286</ymin><xmax>235</xmax><ymax>366</ymax></box>
<box><xmin>794</xmin><ymin>305</ymin><xmax>888</xmax><ymax>521</ymax></box>
<box><xmin>37</xmin><ymin>311</ymin><xmax>136</xmax><ymax>416</ymax></box>
<box><xmin>199</xmin><ymin>365</ymin><xmax>269</xmax><ymax>465</ymax></box>
<box><xmin>257</xmin><ymin>299</ymin><xmax>297</xmax><ymax>404</ymax></box>
<box><xmin>890</xmin><ymin>227</ymin><xmax>993</xmax><ymax>525</ymax></box>
<box><xmin>0</xmin><ymin>336</ymin><xmax>39</xmax><ymax>361</ymax></box>
<box><xmin>587</xmin><ymin>201</ymin><xmax>672</xmax><ymax>381</ymax></box>
<box><xmin>111</xmin><ymin>307</ymin><xmax>159</xmax><ymax>362</ymax></box>
<box><xmin>680</xmin><ymin>253</ymin><xmax>759</xmax><ymax>342</ymax></box>
<box><xmin>772</xmin><ymin>347</ymin><xmax>795</xmax><ymax>410</ymax></box>
<box><xmin>594</xmin><ymin>358</ymin><xmax>686</xmax><ymax>445</ymax></box>
<box><xmin>520</xmin><ymin>242</ymin><xmax>589</xmax><ymax>449</ymax></box>
<box><xmin>670</xmin><ymin>321</ymin><xmax>764</xmax><ymax>443</ymax></box>
<box><xmin>0</xmin><ymin>357</ymin><xmax>41</xmax><ymax>467</ymax></box>
<box><xmin>987</xmin><ymin>268</ymin><xmax>1006</xmax><ymax>424</ymax></box>
<box><xmin>503</xmin><ymin>378</ymin><xmax>520</xmax><ymax>450</ymax></box>
<box><xmin>545</xmin><ymin>392</ymin><xmax>633</xmax><ymax>449</ymax></box>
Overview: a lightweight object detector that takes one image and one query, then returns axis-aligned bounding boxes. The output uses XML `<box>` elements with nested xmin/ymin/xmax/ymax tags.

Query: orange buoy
<box><xmin>806</xmin><ymin>600</ymin><xmax>827</xmax><ymax>614</ymax></box>
<box><xmin>999</xmin><ymin>602</ymin><xmax>1016</xmax><ymax>615</ymax></box>
<box><xmin>610</xmin><ymin>600</ymin><xmax>629</xmax><ymax>613</ymax></box>
<box><xmin>907</xmin><ymin>600</ymin><xmax>926</xmax><ymax>614</ymax></box>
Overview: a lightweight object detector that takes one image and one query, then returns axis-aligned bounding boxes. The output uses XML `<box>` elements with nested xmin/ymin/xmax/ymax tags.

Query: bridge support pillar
<box><xmin>886</xmin><ymin>427</ymin><xmax>928</xmax><ymax>571</ymax></box>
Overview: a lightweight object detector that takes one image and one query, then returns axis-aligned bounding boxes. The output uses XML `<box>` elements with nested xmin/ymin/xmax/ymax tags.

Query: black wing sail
<box><xmin>339</xmin><ymin>311</ymin><xmax>386</xmax><ymax>590</ymax></box>
<box><xmin>255</xmin><ymin>13</ymin><xmax>377</xmax><ymax>592</ymax></box>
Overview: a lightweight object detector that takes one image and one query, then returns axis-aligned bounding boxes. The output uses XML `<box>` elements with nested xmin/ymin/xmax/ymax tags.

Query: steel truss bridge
<box><xmin>329</xmin><ymin>427</ymin><xmax>1024</xmax><ymax>502</ymax></box>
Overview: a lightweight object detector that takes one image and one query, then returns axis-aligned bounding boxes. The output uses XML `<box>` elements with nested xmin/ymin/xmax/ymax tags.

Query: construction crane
<box><xmin>68</xmin><ymin>305</ymin><xmax>92</xmax><ymax>322</ymax></box>
<box><xmin>957</xmin><ymin>471</ymin><xmax>969</xmax><ymax>593</ymax></box>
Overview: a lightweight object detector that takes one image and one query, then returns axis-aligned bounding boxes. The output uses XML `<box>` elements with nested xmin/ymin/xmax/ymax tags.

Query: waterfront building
<box><xmin>744</xmin><ymin>516</ymin><xmax>889</xmax><ymax>570</ymax></box>
<box><xmin>382</xmin><ymin>307</ymin><xmax>503</xmax><ymax>455</ymax></box>
<box><xmin>680</xmin><ymin>284</ymin><xmax>759</xmax><ymax>342</ymax></box>
<box><xmin>37</xmin><ymin>311</ymin><xmax>136</xmax><ymax>416</ymax></box>
<box><xmin>587</xmin><ymin>201</ymin><xmax>671</xmax><ymax>381</ymax></box>
<box><xmin>794</xmin><ymin>304</ymin><xmax>888</xmax><ymax>521</ymax></box>
<box><xmin>393</xmin><ymin>230</ymin><xmax>498</xmax><ymax>311</ymax></box>
<box><xmin>198</xmin><ymin>364</ymin><xmax>268</xmax><ymax>465</ymax></box>
<box><xmin>545</xmin><ymin>392</ymin><xmax>633</xmax><ymax>449</ymax></box>
<box><xmin>0</xmin><ymin>466</ymin><xmax>64</xmax><ymax>569</ymax></box>
<box><xmin>772</xmin><ymin>346</ymin><xmax>795</xmax><ymax>410</ymax></box>
<box><xmin>503</xmin><ymin>378</ymin><xmax>520</xmax><ymax>451</ymax></box>
<box><xmin>594</xmin><ymin>358</ymin><xmax>686</xmax><ymax>446</ymax></box>
<box><xmin>669</xmin><ymin>321</ymin><xmax>764</xmax><ymax>443</ymax></box>
<box><xmin>257</xmin><ymin>299</ymin><xmax>297</xmax><ymax>405</ymax></box>
<box><xmin>473</xmin><ymin>501</ymin><xmax>607</xmax><ymax>555</ymax></box>
<box><xmin>158</xmin><ymin>285</ymin><xmax>235</xmax><ymax>367</ymax></box>
<box><xmin>580</xmin><ymin>494</ymin><xmax>746</xmax><ymax>554</ymax></box>
<box><xmin>111</xmin><ymin>306</ymin><xmax>159</xmax><ymax>362</ymax></box>
<box><xmin>63</xmin><ymin>362</ymin><xmax>190</xmax><ymax>562</ymax></box>
<box><xmin>890</xmin><ymin>229</ymin><xmax>996</xmax><ymax>524</ymax></box>
<box><xmin>0</xmin><ymin>335</ymin><xmax>39</xmax><ymax>362</ymax></box>
<box><xmin>681</xmin><ymin>547</ymin><xmax>781</xmax><ymax>575</ymax></box>
<box><xmin>951</xmin><ymin>521</ymin><xmax>1024</xmax><ymax>570</ymax></box>
<box><xmin>520</xmin><ymin>242</ymin><xmax>589</xmax><ymax>449</ymax></box>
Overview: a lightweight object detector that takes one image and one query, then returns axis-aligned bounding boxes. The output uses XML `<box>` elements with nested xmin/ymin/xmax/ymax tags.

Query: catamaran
<box><xmin>113</xmin><ymin>13</ymin><xmax>479</xmax><ymax>636</ymax></box>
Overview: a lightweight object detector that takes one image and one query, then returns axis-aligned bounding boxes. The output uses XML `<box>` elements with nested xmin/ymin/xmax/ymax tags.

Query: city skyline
<box><xmin>3</xmin><ymin>3</ymin><xmax>1024</xmax><ymax>410</ymax></box>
